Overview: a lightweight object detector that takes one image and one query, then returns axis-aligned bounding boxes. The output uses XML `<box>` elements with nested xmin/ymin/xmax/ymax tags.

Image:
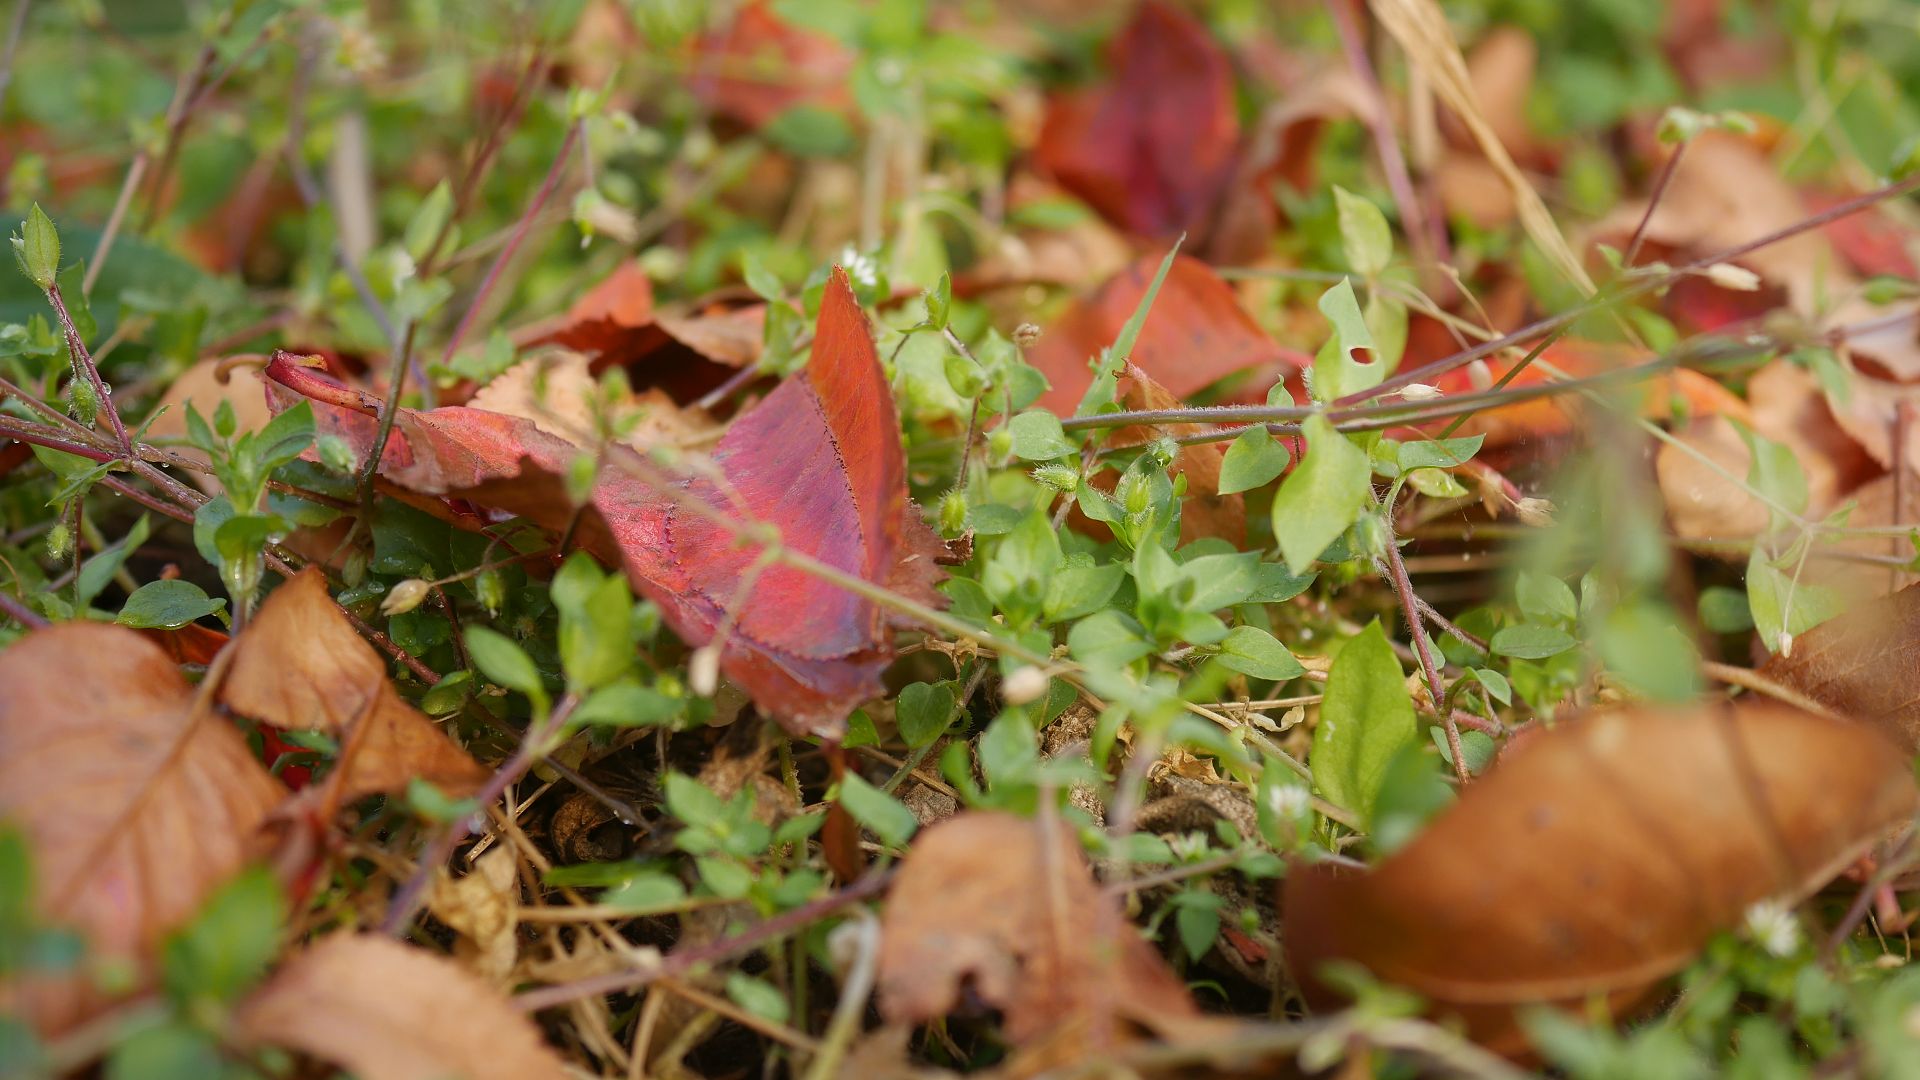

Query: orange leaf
<box><xmin>1028</xmin><ymin>253</ymin><xmax>1305</xmax><ymax>413</ymax></box>
<box><xmin>0</xmin><ymin>624</ymin><xmax>287</xmax><ymax>1035</ymax></box>
<box><xmin>223</xmin><ymin>570</ymin><xmax>489</xmax><ymax>811</ymax></box>
<box><xmin>235</xmin><ymin>934</ymin><xmax>570</xmax><ymax>1080</ymax></box>
<box><xmin>1284</xmin><ymin>702</ymin><xmax>1915</xmax><ymax>1056</ymax></box>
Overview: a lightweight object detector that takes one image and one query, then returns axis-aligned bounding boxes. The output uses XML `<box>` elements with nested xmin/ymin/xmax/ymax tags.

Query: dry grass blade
<box><xmin>0</xmin><ymin>624</ymin><xmax>287</xmax><ymax>1035</ymax></box>
<box><xmin>1370</xmin><ymin>0</ymin><xmax>1595</xmax><ymax>295</ymax></box>
<box><xmin>1284</xmin><ymin>702</ymin><xmax>1917</xmax><ymax>1056</ymax></box>
<box><xmin>234</xmin><ymin>933</ymin><xmax>571</xmax><ymax>1080</ymax></box>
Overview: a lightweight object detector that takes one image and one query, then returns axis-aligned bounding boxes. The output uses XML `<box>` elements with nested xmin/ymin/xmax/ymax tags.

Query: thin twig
<box><xmin>1380</xmin><ymin>540</ymin><xmax>1467</xmax><ymax>782</ymax></box>
<box><xmin>45</xmin><ymin>282</ymin><xmax>131</xmax><ymax>454</ymax></box>
<box><xmin>1621</xmin><ymin>139</ymin><xmax>1689</xmax><ymax>270</ymax></box>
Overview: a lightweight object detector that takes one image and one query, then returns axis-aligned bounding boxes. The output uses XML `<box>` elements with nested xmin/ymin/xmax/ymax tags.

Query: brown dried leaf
<box><xmin>468</xmin><ymin>351</ymin><xmax>719</xmax><ymax>450</ymax></box>
<box><xmin>1760</xmin><ymin>585</ymin><xmax>1920</xmax><ymax>753</ymax></box>
<box><xmin>223</xmin><ymin>569</ymin><xmax>488</xmax><ymax>809</ymax></box>
<box><xmin>0</xmin><ymin>624</ymin><xmax>287</xmax><ymax>1035</ymax></box>
<box><xmin>427</xmin><ymin>847</ymin><xmax>522</xmax><ymax>984</ymax></box>
<box><xmin>1284</xmin><ymin>702</ymin><xmax>1916</xmax><ymax>1055</ymax></box>
<box><xmin>877</xmin><ymin>812</ymin><xmax>1220</xmax><ymax>1070</ymax></box>
<box><xmin>1656</xmin><ymin>361</ymin><xmax>1878</xmax><ymax>542</ymax></box>
<box><xmin>235</xmin><ymin>934</ymin><xmax>570</xmax><ymax>1080</ymax></box>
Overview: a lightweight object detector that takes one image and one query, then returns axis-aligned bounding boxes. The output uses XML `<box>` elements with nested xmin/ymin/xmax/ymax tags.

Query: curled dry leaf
<box><xmin>1284</xmin><ymin>702</ymin><xmax>1917</xmax><ymax>1056</ymax></box>
<box><xmin>518</xmin><ymin>262</ymin><xmax>765</xmax><ymax>401</ymax></box>
<box><xmin>1034</xmin><ymin>0</ymin><xmax>1239</xmax><ymax>242</ymax></box>
<box><xmin>468</xmin><ymin>351</ymin><xmax>719</xmax><ymax>451</ymax></box>
<box><xmin>1029</xmin><ymin>253</ymin><xmax>1305</xmax><ymax>413</ymax></box>
<box><xmin>427</xmin><ymin>846</ymin><xmax>522</xmax><ymax>984</ymax></box>
<box><xmin>222</xmin><ymin>569</ymin><xmax>488</xmax><ymax>811</ymax></box>
<box><xmin>265</xmin><ymin>269</ymin><xmax>942</xmax><ymax>735</ymax></box>
<box><xmin>1760</xmin><ymin>584</ymin><xmax>1920</xmax><ymax>753</ymax></box>
<box><xmin>0</xmin><ymin>624</ymin><xmax>287</xmax><ymax>1035</ymax></box>
<box><xmin>877</xmin><ymin>812</ymin><xmax>1222</xmax><ymax>1072</ymax></box>
<box><xmin>235</xmin><ymin>933</ymin><xmax>570</xmax><ymax>1080</ymax></box>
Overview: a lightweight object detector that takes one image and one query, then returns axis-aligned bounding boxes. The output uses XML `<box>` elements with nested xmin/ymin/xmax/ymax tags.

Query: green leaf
<box><xmin>1746</xmin><ymin>549</ymin><xmax>1845</xmax><ymax>654</ymax></box>
<box><xmin>1697</xmin><ymin>585</ymin><xmax>1755</xmax><ymax>633</ymax></box>
<box><xmin>1431</xmin><ymin>727</ymin><xmax>1497</xmax><ymax>774</ymax></box>
<box><xmin>1042</xmin><ymin>559</ymin><xmax>1125</xmax><ymax>623</ymax></box>
<box><xmin>726</xmin><ymin>972</ymin><xmax>792</xmax><ymax>1024</ymax></box>
<box><xmin>924</xmin><ymin>271</ymin><xmax>952</xmax><ymax>330</ymax></box>
<box><xmin>665</xmin><ymin>772</ymin><xmax>728</xmax><ymax>829</ymax></box>
<box><xmin>837</xmin><ymin>772</ymin><xmax>919</xmax><ymax>848</ymax></box>
<box><xmin>13</xmin><ymin>204</ymin><xmax>58</xmax><ymax>290</ymax></box>
<box><xmin>76</xmin><ymin>515</ymin><xmax>151</xmax><ymax>609</ymax></box>
<box><xmin>695</xmin><ymin>856</ymin><xmax>752</xmax><ymax>899</ymax></box>
<box><xmin>1490</xmin><ymin>623</ymin><xmax>1578</xmax><ymax>659</ymax></box>
<box><xmin>1397</xmin><ymin>435</ymin><xmax>1483</xmax><ymax>472</ymax></box>
<box><xmin>161</xmin><ymin>868</ymin><xmax>283</xmax><ymax>1004</ymax></box>
<box><xmin>978</xmin><ymin>710</ymin><xmax>1039</xmax><ymax>791</ymax></box>
<box><xmin>571</xmin><ymin>681</ymin><xmax>681</xmax><ymax>728</ymax></box>
<box><xmin>1311</xmin><ymin>279</ymin><xmax>1381</xmax><ymax>404</ymax></box>
<box><xmin>600</xmin><ymin>872</ymin><xmax>687</xmax><ymax>913</ymax></box>
<box><xmin>741</xmin><ymin>254</ymin><xmax>784</xmax><ymax>302</ymax></box>
<box><xmin>1597</xmin><ymin>600</ymin><xmax>1699</xmax><ymax>702</ymax></box>
<box><xmin>1515</xmin><ymin>570</ymin><xmax>1578</xmax><ymax>623</ymax></box>
<box><xmin>117</xmin><ymin>580</ymin><xmax>226</xmax><ymax>629</ymax></box>
<box><xmin>403</xmin><ymin>181</ymin><xmax>454</xmax><ymax>260</ymax></box>
<box><xmin>1271</xmin><ymin>415</ymin><xmax>1372</xmax><ymax>574</ymax></box>
<box><xmin>1068</xmin><ymin>609</ymin><xmax>1153</xmax><ymax>670</ymax></box>
<box><xmin>1008</xmin><ymin>409</ymin><xmax>1075</xmax><ymax>460</ymax></box>
<box><xmin>1215</xmin><ymin>625</ymin><xmax>1306</xmax><ymax>681</ymax></box>
<box><xmin>465</xmin><ymin>626</ymin><xmax>546</xmax><ymax>699</ymax></box>
<box><xmin>1734</xmin><ymin>420</ymin><xmax>1808</xmax><ymax>532</ymax></box>
<box><xmin>1180</xmin><ymin>551</ymin><xmax>1263</xmax><ymax>612</ymax></box>
<box><xmin>252</xmin><ymin>401</ymin><xmax>316</xmax><ymax>474</ymax></box>
<box><xmin>1218</xmin><ymin>424</ymin><xmax>1290</xmax><ymax>495</ymax></box>
<box><xmin>1078</xmin><ymin>239</ymin><xmax>1182</xmax><ymax>416</ymax></box>
<box><xmin>1173</xmin><ymin>891</ymin><xmax>1222</xmax><ymax>962</ymax></box>
<box><xmin>1465</xmin><ymin>667</ymin><xmax>1511</xmax><ymax>705</ymax></box>
<box><xmin>1333</xmin><ymin>186</ymin><xmax>1393</xmax><ymax>277</ymax></box>
<box><xmin>104</xmin><ymin>1023</ymin><xmax>222</xmax><ymax>1080</ymax></box>
<box><xmin>1311</xmin><ymin>620</ymin><xmax>1416</xmax><ymax>824</ymax></box>
<box><xmin>560</xmin><ymin>571</ymin><xmax>635</xmax><ymax>692</ymax></box>
<box><xmin>1370</xmin><ymin>743</ymin><xmax>1452</xmax><ymax>856</ymax></box>
<box><xmin>896</xmin><ymin>681</ymin><xmax>957</xmax><ymax>748</ymax></box>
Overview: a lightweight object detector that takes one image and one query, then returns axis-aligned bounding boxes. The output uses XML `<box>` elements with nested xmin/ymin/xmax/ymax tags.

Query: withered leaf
<box><xmin>266</xmin><ymin>268</ymin><xmax>943</xmax><ymax>735</ymax></box>
<box><xmin>223</xmin><ymin>569</ymin><xmax>488</xmax><ymax>810</ymax></box>
<box><xmin>0</xmin><ymin>624</ymin><xmax>287</xmax><ymax>1035</ymax></box>
<box><xmin>1029</xmin><ymin>253</ymin><xmax>1303</xmax><ymax>413</ymax></box>
<box><xmin>1284</xmin><ymin>702</ymin><xmax>1916</xmax><ymax>1056</ymax></box>
<box><xmin>1760</xmin><ymin>585</ymin><xmax>1920</xmax><ymax>752</ymax></box>
<box><xmin>235</xmin><ymin>934</ymin><xmax>570</xmax><ymax>1080</ymax></box>
<box><xmin>877</xmin><ymin>812</ymin><xmax>1222</xmax><ymax>1071</ymax></box>
<box><xmin>1034</xmin><ymin>1</ymin><xmax>1238</xmax><ymax>241</ymax></box>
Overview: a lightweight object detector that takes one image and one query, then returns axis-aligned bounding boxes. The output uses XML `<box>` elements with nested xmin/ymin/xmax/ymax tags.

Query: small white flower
<box><xmin>1400</xmin><ymin>382</ymin><xmax>1444</xmax><ymax>401</ymax></box>
<box><xmin>1265</xmin><ymin>782</ymin><xmax>1312</xmax><ymax>821</ymax></box>
<box><xmin>1704</xmin><ymin>263</ymin><xmax>1763</xmax><ymax>292</ymax></box>
<box><xmin>1779</xmin><ymin>632</ymin><xmax>1795</xmax><ymax>659</ymax></box>
<box><xmin>1744</xmin><ymin>899</ymin><xmax>1801</xmax><ymax>957</ymax></box>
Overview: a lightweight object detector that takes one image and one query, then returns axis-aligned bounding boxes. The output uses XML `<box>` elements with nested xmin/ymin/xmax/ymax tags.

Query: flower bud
<box><xmin>1703</xmin><ymin>263</ymin><xmax>1762</xmax><ymax>292</ymax></box>
<box><xmin>380</xmin><ymin>578</ymin><xmax>433</xmax><ymax>616</ymax></box>
<box><xmin>1400</xmin><ymin>382</ymin><xmax>1443</xmax><ymax>401</ymax></box>
<box><xmin>1514</xmin><ymin>496</ymin><xmax>1556</xmax><ymax>528</ymax></box>
<box><xmin>1466</xmin><ymin>358</ymin><xmax>1495</xmax><ymax>392</ymax></box>
<box><xmin>1002</xmin><ymin>665</ymin><xmax>1049</xmax><ymax>706</ymax></box>
<box><xmin>1030</xmin><ymin>463</ymin><xmax>1080</xmax><ymax>492</ymax></box>
<box><xmin>1013</xmin><ymin>323</ymin><xmax>1042</xmax><ymax>348</ymax></box>
<box><xmin>938</xmin><ymin>490</ymin><xmax>968</xmax><ymax>536</ymax></box>
<box><xmin>689</xmin><ymin>643</ymin><xmax>722</xmax><ymax>696</ymax></box>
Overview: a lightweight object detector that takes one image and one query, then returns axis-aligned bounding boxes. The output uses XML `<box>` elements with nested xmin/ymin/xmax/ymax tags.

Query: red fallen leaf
<box><xmin>1030</xmin><ymin>253</ymin><xmax>1306</xmax><ymax>413</ymax></box>
<box><xmin>1807</xmin><ymin>190</ymin><xmax>1920</xmax><ymax>280</ymax></box>
<box><xmin>265</xmin><ymin>269</ymin><xmax>942</xmax><ymax>736</ymax></box>
<box><xmin>1034</xmin><ymin>1</ymin><xmax>1239</xmax><ymax>241</ymax></box>
<box><xmin>1284</xmin><ymin>702</ymin><xmax>1916</xmax><ymax>1057</ymax></box>
<box><xmin>690</xmin><ymin>1</ymin><xmax>853</xmax><ymax>130</ymax></box>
